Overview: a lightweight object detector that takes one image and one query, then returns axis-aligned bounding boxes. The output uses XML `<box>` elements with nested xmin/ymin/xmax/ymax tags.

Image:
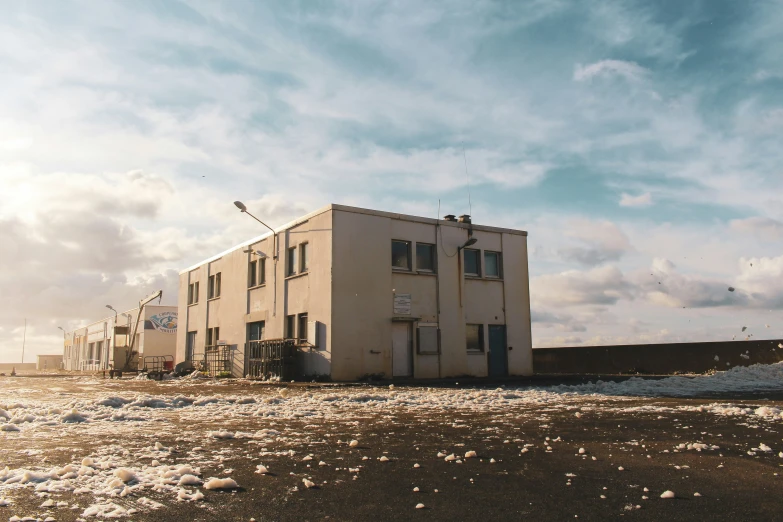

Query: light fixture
<box><xmin>234</xmin><ymin>201</ymin><xmax>247</xmax><ymax>212</ymax></box>
<box><xmin>463</xmin><ymin>238</ymin><xmax>478</xmax><ymax>248</ymax></box>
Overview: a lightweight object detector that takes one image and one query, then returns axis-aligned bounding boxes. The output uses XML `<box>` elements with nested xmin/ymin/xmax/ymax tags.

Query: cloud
<box><xmin>734</xmin><ymin>255</ymin><xmax>783</xmax><ymax>309</ymax></box>
<box><xmin>531</xmin><ymin>265</ymin><xmax>636</xmax><ymax>307</ymax></box>
<box><xmin>619</xmin><ymin>192</ymin><xmax>652</xmax><ymax>208</ymax></box>
<box><xmin>531</xmin><ymin>309</ymin><xmax>587</xmax><ymax>332</ymax></box>
<box><xmin>730</xmin><ymin>216</ymin><xmax>783</xmax><ymax>240</ymax></box>
<box><xmin>559</xmin><ymin>219</ymin><xmax>633</xmax><ymax>266</ymax></box>
<box><xmin>573</xmin><ymin>60</ymin><xmax>649</xmax><ymax>82</ymax></box>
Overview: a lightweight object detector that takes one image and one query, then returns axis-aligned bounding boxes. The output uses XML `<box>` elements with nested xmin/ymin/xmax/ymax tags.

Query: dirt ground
<box><xmin>1</xmin><ymin>376</ymin><xmax>782</xmax><ymax>521</ymax></box>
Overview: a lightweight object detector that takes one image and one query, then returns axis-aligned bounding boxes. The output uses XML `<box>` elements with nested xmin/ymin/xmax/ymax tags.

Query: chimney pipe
<box><xmin>458</xmin><ymin>214</ymin><xmax>471</xmax><ymax>224</ymax></box>
<box><xmin>443</xmin><ymin>214</ymin><xmax>457</xmax><ymax>222</ymax></box>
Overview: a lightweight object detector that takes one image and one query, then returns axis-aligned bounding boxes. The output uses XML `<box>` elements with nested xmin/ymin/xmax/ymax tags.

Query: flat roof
<box><xmin>181</xmin><ymin>203</ymin><xmax>528</xmax><ymax>274</ymax></box>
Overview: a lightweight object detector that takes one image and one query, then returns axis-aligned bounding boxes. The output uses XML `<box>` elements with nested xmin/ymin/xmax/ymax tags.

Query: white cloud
<box><xmin>559</xmin><ymin>219</ymin><xmax>633</xmax><ymax>266</ymax></box>
<box><xmin>619</xmin><ymin>192</ymin><xmax>652</xmax><ymax>207</ymax></box>
<box><xmin>730</xmin><ymin>217</ymin><xmax>783</xmax><ymax>240</ymax></box>
<box><xmin>573</xmin><ymin>60</ymin><xmax>649</xmax><ymax>82</ymax></box>
<box><xmin>531</xmin><ymin>265</ymin><xmax>636</xmax><ymax>307</ymax></box>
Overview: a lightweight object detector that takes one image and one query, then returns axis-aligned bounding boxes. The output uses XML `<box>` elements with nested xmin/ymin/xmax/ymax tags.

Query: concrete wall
<box><xmin>177</xmin><ymin>208</ymin><xmax>333</xmax><ymax>377</ymax></box>
<box><xmin>141</xmin><ymin>306</ymin><xmax>178</xmax><ymax>359</ymax></box>
<box><xmin>36</xmin><ymin>355</ymin><xmax>63</xmax><ymax>370</ymax></box>
<box><xmin>533</xmin><ymin>339</ymin><xmax>783</xmax><ymax>375</ymax></box>
<box><xmin>330</xmin><ymin>207</ymin><xmax>532</xmax><ymax>381</ymax></box>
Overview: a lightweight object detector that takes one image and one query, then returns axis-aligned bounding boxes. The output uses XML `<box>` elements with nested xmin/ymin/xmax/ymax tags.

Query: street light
<box><xmin>234</xmin><ymin>201</ymin><xmax>277</xmax><ymax>259</ymax></box>
<box><xmin>106</xmin><ymin>305</ymin><xmax>118</xmax><ymax>325</ymax></box>
<box><xmin>235</xmin><ymin>200</ymin><xmax>278</xmax><ymax>316</ymax></box>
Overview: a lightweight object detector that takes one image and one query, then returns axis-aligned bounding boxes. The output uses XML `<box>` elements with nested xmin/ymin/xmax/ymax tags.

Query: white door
<box><xmin>392</xmin><ymin>322</ymin><xmax>412</xmax><ymax>377</ymax></box>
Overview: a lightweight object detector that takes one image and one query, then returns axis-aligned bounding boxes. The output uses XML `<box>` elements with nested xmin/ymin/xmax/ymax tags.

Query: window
<box><xmin>186</xmin><ymin>331</ymin><xmax>196</xmax><ymax>361</ymax></box>
<box><xmin>466</xmin><ymin>324</ymin><xmax>484</xmax><ymax>352</ymax></box>
<box><xmin>300</xmin><ymin>243</ymin><xmax>309</xmax><ymax>273</ymax></box>
<box><xmin>285</xmin><ymin>315</ymin><xmax>296</xmax><ymax>338</ymax></box>
<box><xmin>484</xmin><ymin>251</ymin><xmax>502</xmax><ymax>278</ymax></box>
<box><xmin>463</xmin><ymin>248</ymin><xmax>480</xmax><ymax>277</ymax></box>
<box><xmin>392</xmin><ymin>240</ymin><xmax>411</xmax><ymax>270</ymax></box>
<box><xmin>247</xmin><ymin>321</ymin><xmax>265</xmax><ymax>342</ymax></box>
<box><xmin>88</xmin><ymin>342</ymin><xmax>95</xmax><ymax>361</ymax></box>
<box><xmin>207</xmin><ymin>327</ymin><xmax>220</xmax><ymax>347</ymax></box>
<box><xmin>188</xmin><ymin>281</ymin><xmax>199</xmax><ymax>305</ymax></box>
<box><xmin>287</xmin><ymin>247</ymin><xmax>297</xmax><ymax>276</ymax></box>
<box><xmin>416</xmin><ymin>243</ymin><xmax>436</xmax><ymax>272</ymax></box>
<box><xmin>96</xmin><ymin>341</ymin><xmax>103</xmax><ymax>363</ymax></box>
<box><xmin>249</xmin><ymin>257</ymin><xmax>266</xmax><ymax>287</ymax></box>
<box><xmin>249</xmin><ymin>259</ymin><xmax>258</xmax><ymax>287</ymax></box>
<box><xmin>298</xmin><ymin>313</ymin><xmax>308</xmax><ymax>342</ymax></box>
<box><xmin>417</xmin><ymin>326</ymin><xmax>440</xmax><ymax>354</ymax></box>
<box><xmin>208</xmin><ymin>272</ymin><xmax>221</xmax><ymax>299</ymax></box>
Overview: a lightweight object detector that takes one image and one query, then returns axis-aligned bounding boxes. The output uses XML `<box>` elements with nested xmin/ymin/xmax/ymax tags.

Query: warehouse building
<box><xmin>62</xmin><ymin>306</ymin><xmax>177</xmax><ymax>371</ymax></box>
<box><xmin>177</xmin><ymin>204</ymin><xmax>532</xmax><ymax>380</ymax></box>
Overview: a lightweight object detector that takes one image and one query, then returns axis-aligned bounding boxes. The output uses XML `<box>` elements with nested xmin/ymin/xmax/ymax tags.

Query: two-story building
<box><xmin>177</xmin><ymin>204</ymin><xmax>532</xmax><ymax>380</ymax></box>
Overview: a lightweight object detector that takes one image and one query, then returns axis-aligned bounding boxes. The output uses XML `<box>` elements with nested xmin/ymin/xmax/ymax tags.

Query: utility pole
<box><xmin>21</xmin><ymin>318</ymin><xmax>27</xmax><ymax>364</ymax></box>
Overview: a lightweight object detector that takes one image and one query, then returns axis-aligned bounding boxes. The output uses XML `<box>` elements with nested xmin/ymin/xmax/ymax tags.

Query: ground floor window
<box><xmin>466</xmin><ymin>324</ymin><xmax>484</xmax><ymax>352</ymax></box>
<box><xmin>298</xmin><ymin>313</ymin><xmax>308</xmax><ymax>342</ymax></box>
<box><xmin>285</xmin><ymin>315</ymin><xmax>296</xmax><ymax>339</ymax></box>
<box><xmin>186</xmin><ymin>331</ymin><xmax>196</xmax><ymax>361</ymax></box>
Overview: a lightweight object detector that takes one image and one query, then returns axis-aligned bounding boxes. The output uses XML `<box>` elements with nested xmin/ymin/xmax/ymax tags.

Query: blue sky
<box><xmin>1</xmin><ymin>0</ymin><xmax>782</xmax><ymax>361</ymax></box>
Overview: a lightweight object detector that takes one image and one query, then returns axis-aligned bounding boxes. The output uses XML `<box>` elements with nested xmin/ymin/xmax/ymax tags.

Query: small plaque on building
<box><xmin>393</xmin><ymin>293</ymin><xmax>411</xmax><ymax>315</ymax></box>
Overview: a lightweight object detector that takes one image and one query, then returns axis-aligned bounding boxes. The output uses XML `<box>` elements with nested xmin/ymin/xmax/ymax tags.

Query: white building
<box><xmin>178</xmin><ymin>204</ymin><xmax>532</xmax><ymax>381</ymax></box>
<box><xmin>63</xmin><ymin>306</ymin><xmax>177</xmax><ymax>371</ymax></box>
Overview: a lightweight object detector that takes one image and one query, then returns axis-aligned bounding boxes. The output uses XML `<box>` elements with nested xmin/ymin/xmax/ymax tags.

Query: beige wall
<box><xmin>177</xmin><ymin>209</ymin><xmax>334</xmax><ymax>377</ymax></box>
<box><xmin>330</xmin><ymin>207</ymin><xmax>532</xmax><ymax>380</ymax></box>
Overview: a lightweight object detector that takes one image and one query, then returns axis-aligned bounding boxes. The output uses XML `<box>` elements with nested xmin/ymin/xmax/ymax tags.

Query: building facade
<box><xmin>63</xmin><ymin>305</ymin><xmax>177</xmax><ymax>371</ymax></box>
<box><xmin>36</xmin><ymin>354</ymin><xmax>63</xmax><ymax>370</ymax></box>
<box><xmin>177</xmin><ymin>204</ymin><xmax>532</xmax><ymax>380</ymax></box>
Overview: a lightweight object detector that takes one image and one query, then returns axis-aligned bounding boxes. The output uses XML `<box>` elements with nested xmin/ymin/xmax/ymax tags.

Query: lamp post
<box><xmin>235</xmin><ymin>200</ymin><xmax>278</xmax><ymax>317</ymax></box>
<box><xmin>233</xmin><ymin>201</ymin><xmax>277</xmax><ymax>259</ymax></box>
<box><xmin>105</xmin><ymin>305</ymin><xmax>118</xmax><ymax>371</ymax></box>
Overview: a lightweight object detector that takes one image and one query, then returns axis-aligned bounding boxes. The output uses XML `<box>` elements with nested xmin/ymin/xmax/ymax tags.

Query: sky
<box><xmin>1</xmin><ymin>0</ymin><xmax>782</xmax><ymax>363</ymax></box>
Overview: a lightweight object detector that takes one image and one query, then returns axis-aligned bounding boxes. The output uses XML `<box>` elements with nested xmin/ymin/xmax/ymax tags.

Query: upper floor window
<box><xmin>188</xmin><ymin>281</ymin><xmax>199</xmax><ymax>305</ymax></box>
<box><xmin>249</xmin><ymin>258</ymin><xmax>266</xmax><ymax>287</ymax></box>
<box><xmin>208</xmin><ymin>272</ymin><xmax>222</xmax><ymax>299</ymax></box>
<box><xmin>484</xmin><ymin>251</ymin><xmax>502</xmax><ymax>278</ymax></box>
<box><xmin>300</xmin><ymin>243</ymin><xmax>309</xmax><ymax>273</ymax></box>
<box><xmin>287</xmin><ymin>247</ymin><xmax>297</xmax><ymax>276</ymax></box>
<box><xmin>392</xmin><ymin>240</ymin><xmax>411</xmax><ymax>270</ymax></box>
<box><xmin>463</xmin><ymin>248</ymin><xmax>480</xmax><ymax>277</ymax></box>
<box><xmin>416</xmin><ymin>243</ymin><xmax>436</xmax><ymax>272</ymax></box>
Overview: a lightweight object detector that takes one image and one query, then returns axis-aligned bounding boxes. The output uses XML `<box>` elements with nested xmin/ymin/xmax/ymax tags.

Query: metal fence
<box><xmin>245</xmin><ymin>339</ymin><xmax>297</xmax><ymax>381</ymax></box>
<box><xmin>203</xmin><ymin>345</ymin><xmax>232</xmax><ymax>377</ymax></box>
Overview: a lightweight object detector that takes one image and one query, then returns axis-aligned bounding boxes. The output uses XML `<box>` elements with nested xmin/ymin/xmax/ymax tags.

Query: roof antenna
<box><xmin>461</xmin><ymin>143</ymin><xmax>472</xmax><ymax>217</ymax></box>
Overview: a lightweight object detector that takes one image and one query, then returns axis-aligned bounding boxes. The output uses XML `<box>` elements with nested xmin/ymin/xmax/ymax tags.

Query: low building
<box><xmin>63</xmin><ymin>305</ymin><xmax>177</xmax><ymax>371</ymax></box>
<box><xmin>36</xmin><ymin>354</ymin><xmax>63</xmax><ymax>371</ymax></box>
<box><xmin>177</xmin><ymin>204</ymin><xmax>532</xmax><ymax>380</ymax></box>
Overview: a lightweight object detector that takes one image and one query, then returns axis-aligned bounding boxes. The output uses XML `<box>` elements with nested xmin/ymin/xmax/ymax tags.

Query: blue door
<box><xmin>488</xmin><ymin>325</ymin><xmax>507</xmax><ymax>377</ymax></box>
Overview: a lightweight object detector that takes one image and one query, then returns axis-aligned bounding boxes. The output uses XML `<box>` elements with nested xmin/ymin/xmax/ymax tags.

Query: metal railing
<box><xmin>245</xmin><ymin>339</ymin><xmax>297</xmax><ymax>381</ymax></box>
<box><xmin>203</xmin><ymin>345</ymin><xmax>232</xmax><ymax>377</ymax></box>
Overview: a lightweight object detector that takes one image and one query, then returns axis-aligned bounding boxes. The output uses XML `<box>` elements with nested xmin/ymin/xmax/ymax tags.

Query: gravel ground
<box><xmin>1</xmin><ymin>376</ymin><xmax>782</xmax><ymax>521</ymax></box>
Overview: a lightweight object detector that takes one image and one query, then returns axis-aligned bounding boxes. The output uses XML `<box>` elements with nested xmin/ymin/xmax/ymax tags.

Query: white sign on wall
<box><xmin>393</xmin><ymin>293</ymin><xmax>411</xmax><ymax>315</ymax></box>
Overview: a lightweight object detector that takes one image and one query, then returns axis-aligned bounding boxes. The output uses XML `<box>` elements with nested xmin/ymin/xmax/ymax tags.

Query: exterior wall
<box><xmin>177</xmin><ymin>209</ymin><xmax>334</xmax><ymax>377</ymax></box>
<box><xmin>141</xmin><ymin>306</ymin><xmax>178</xmax><ymax>358</ymax></box>
<box><xmin>330</xmin><ymin>207</ymin><xmax>532</xmax><ymax>381</ymax></box>
<box><xmin>36</xmin><ymin>355</ymin><xmax>63</xmax><ymax>370</ymax></box>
